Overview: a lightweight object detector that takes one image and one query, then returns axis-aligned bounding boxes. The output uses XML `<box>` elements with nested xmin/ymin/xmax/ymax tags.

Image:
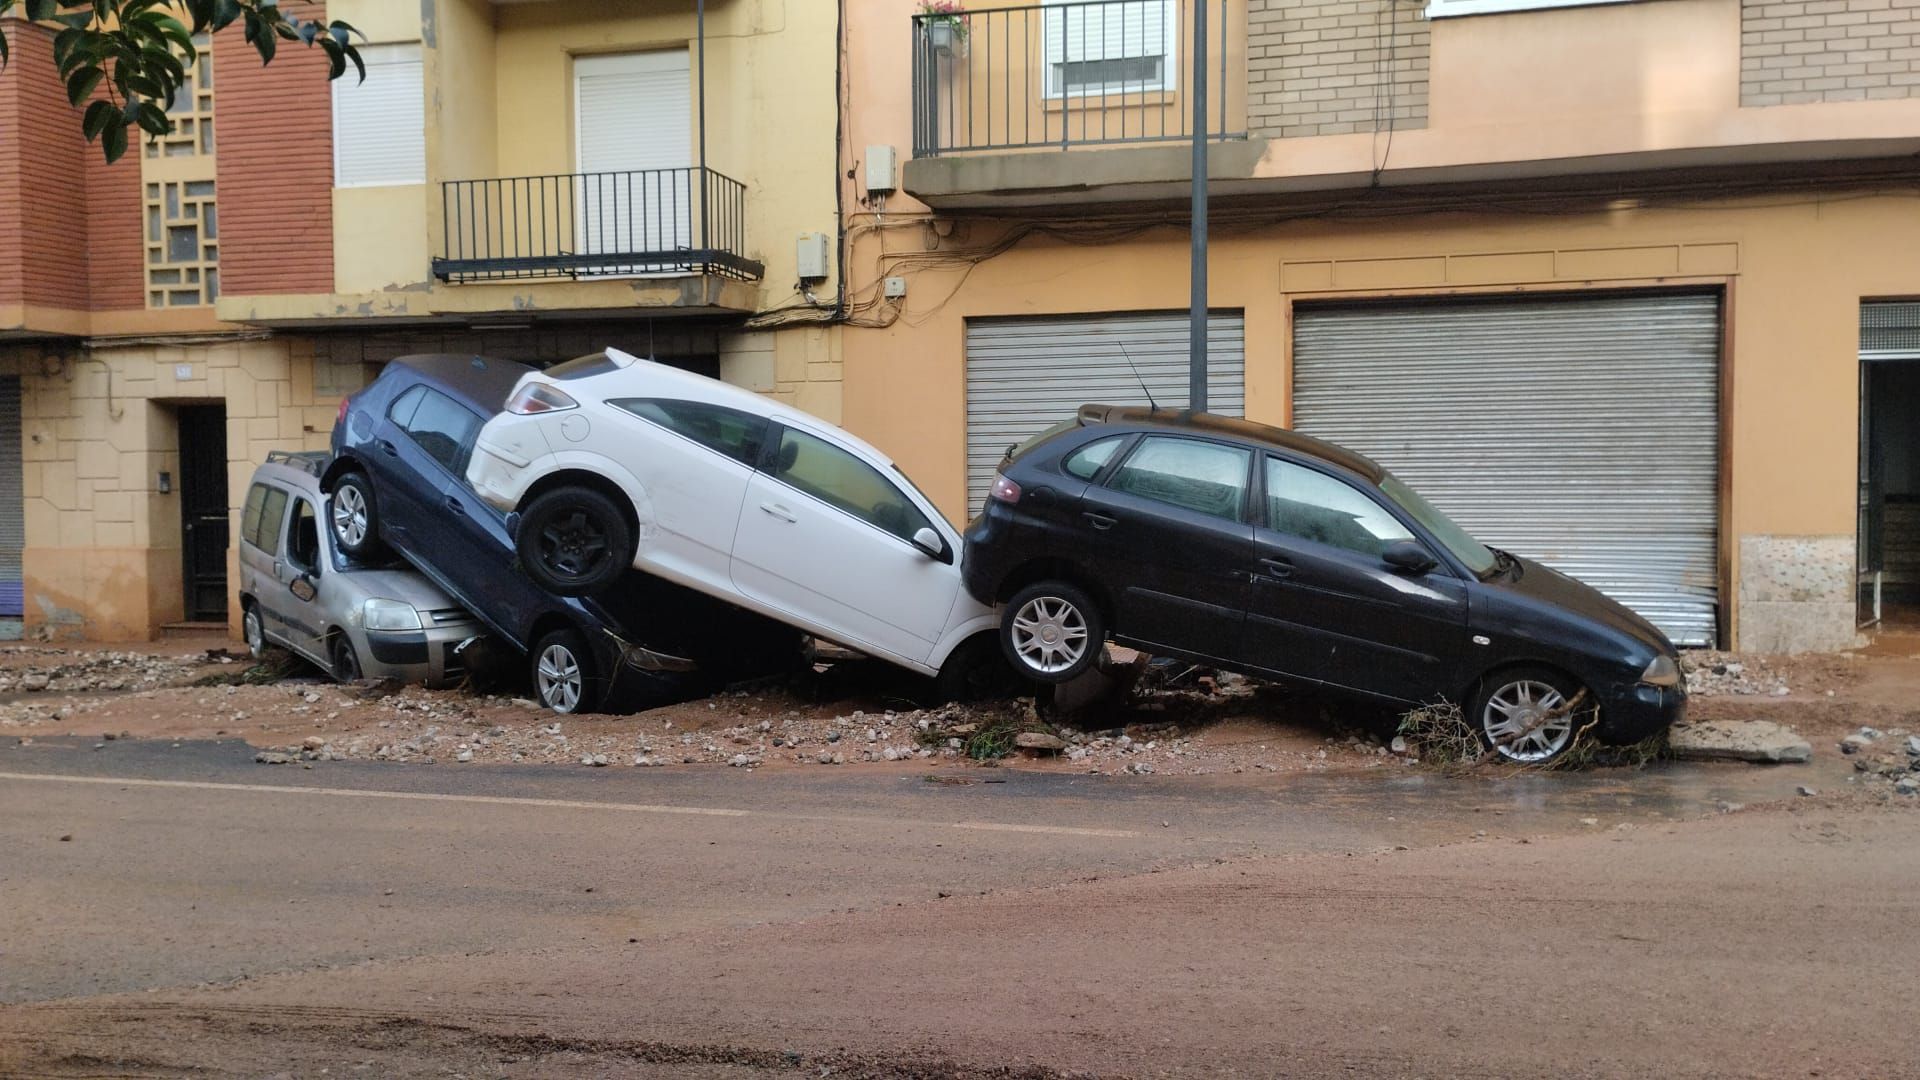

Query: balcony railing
<box><xmin>433</xmin><ymin>167</ymin><xmax>762</xmax><ymax>284</ymax></box>
<box><xmin>912</xmin><ymin>0</ymin><xmax>1242</xmax><ymax>157</ymax></box>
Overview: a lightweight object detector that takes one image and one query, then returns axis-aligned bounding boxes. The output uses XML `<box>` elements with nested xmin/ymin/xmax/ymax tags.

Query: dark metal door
<box><xmin>178</xmin><ymin>405</ymin><xmax>228</xmax><ymax>622</ymax></box>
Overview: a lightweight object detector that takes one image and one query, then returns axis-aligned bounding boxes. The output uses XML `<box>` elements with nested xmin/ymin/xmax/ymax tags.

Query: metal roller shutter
<box><xmin>1292</xmin><ymin>293</ymin><xmax>1721</xmax><ymax>647</ymax></box>
<box><xmin>0</xmin><ymin>376</ymin><xmax>21</xmax><ymax>624</ymax></box>
<box><xmin>965</xmin><ymin>311</ymin><xmax>1245</xmax><ymax>513</ymax></box>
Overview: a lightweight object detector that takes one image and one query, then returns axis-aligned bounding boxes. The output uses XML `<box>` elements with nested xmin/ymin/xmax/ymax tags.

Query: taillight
<box><xmin>336</xmin><ymin>396</ymin><xmax>350</xmax><ymax>425</ymax></box>
<box><xmin>505</xmin><ymin>382</ymin><xmax>580</xmax><ymax>415</ymax></box>
<box><xmin>990</xmin><ymin>475</ymin><xmax>1022</xmax><ymax>504</ymax></box>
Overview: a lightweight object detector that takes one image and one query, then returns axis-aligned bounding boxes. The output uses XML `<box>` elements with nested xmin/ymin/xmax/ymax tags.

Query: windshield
<box><xmin>1379</xmin><ymin>475</ymin><xmax>1498</xmax><ymax>578</ymax></box>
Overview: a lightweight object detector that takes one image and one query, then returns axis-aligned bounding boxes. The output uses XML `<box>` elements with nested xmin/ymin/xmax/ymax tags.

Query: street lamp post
<box><xmin>1188</xmin><ymin>0</ymin><xmax>1209</xmax><ymax>413</ymax></box>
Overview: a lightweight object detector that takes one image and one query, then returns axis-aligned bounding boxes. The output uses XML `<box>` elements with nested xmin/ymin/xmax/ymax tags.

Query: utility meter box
<box><xmin>865</xmin><ymin>145</ymin><xmax>898</xmax><ymax>193</ymax></box>
<box><xmin>796</xmin><ymin>232</ymin><xmax>831</xmax><ymax>280</ymax></box>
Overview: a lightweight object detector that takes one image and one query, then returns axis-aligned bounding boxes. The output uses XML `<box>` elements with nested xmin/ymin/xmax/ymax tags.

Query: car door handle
<box><xmin>1082</xmin><ymin>511</ymin><xmax>1117</xmax><ymax>531</ymax></box>
<box><xmin>377</xmin><ymin>439</ymin><xmax>399</xmax><ymax>456</ymax></box>
<box><xmin>760</xmin><ymin>503</ymin><xmax>797</xmax><ymax>523</ymax></box>
<box><xmin>444</xmin><ymin>495</ymin><xmax>466</xmax><ymax>516</ymax></box>
<box><xmin>1260</xmin><ymin>557</ymin><xmax>1295</xmax><ymax>579</ymax></box>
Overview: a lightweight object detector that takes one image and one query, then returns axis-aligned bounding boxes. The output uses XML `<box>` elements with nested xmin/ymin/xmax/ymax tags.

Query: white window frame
<box><xmin>331</xmin><ymin>42</ymin><xmax>426</xmax><ymax>189</ymax></box>
<box><xmin>1425</xmin><ymin>0</ymin><xmax>1640</xmax><ymax>18</ymax></box>
<box><xmin>1041</xmin><ymin>0</ymin><xmax>1180</xmax><ymax>100</ymax></box>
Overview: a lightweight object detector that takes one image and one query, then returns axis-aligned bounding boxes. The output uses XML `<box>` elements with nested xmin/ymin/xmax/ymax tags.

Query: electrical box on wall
<box><xmin>883</xmin><ymin>277</ymin><xmax>907</xmax><ymax>299</ymax></box>
<box><xmin>865</xmin><ymin>145</ymin><xmax>897</xmax><ymax>193</ymax></box>
<box><xmin>796</xmin><ymin>232</ymin><xmax>831</xmax><ymax>281</ymax></box>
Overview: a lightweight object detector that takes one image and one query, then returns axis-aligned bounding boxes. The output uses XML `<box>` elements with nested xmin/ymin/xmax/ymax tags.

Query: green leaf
<box><xmin>64</xmin><ymin>64</ymin><xmax>102</xmax><ymax>105</ymax></box>
<box><xmin>1</xmin><ymin>26</ymin><xmax>11</xmax><ymax>71</ymax></box>
<box><xmin>81</xmin><ymin>96</ymin><xmax>115</xmax><ymax>138</ymax></box>
<box><xmin>101</xmin><ymin>119</ymin><xmax>127</xmax><ymax>163</ymax></box>
<box><xmin>210</xmin><ymin>0</ymin><xmax>241</xmax><ymax>33</ymax></box>
<box><xmin>130</xmin><ymin>100</ymin><xmax>171</xmax><ymax>137</ymax></box>
<box><xmin>25</xmin><ymin>0</ymin><xmax>57</xmax><ymax>19</ymax></box>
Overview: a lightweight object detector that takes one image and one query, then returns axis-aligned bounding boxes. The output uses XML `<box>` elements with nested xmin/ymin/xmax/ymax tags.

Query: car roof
<box><xmin>250</xmin><ymin>460</ymin><xmax>324</xmax><ymax>497</ymax></box>
<box><xmin>387</xmin><ymin>354</ymin><xmax>533</xmax><ymax>415</ymax></box>
<box><xmin>1075</xmin><ymin>405</ymin><xmax>1386</xmax><ymax>482</ymax></box>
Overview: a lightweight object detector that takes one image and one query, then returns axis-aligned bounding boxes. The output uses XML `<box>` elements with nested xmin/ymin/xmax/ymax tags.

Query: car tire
<box><xmin>532</xmin><ymin>629</ymin><xmax>602</xmax><ymax>715</ymax></box>
<box><xmin>331</xmin><ymin>634</ymin><xmax>363</xmax><ymax>683</ymax></box>
<box><xmin>1470</xmin><ymin>665</ymin><xmax>1594</xmax><ymax>765</ymax></box>
<box><xmin>1000</xmin><ymin>580</ymin><xmax>1104</xmax><ymax>684</ymax></box>
<box><xmin>330</xmin><ymin>471</ymin><xmax>386</xmax><ymax>559</ymax></box>
<box><xmin>517</xmin><ymin>486</ymin><xmax>634</xmax><ymax>597</ymax></box>
<box><xmin>242</xmin><ymin>602</ymin><xmax>267</xmax><ymax>660</ymax></box>
<box><xmin>935</xmin><ymin>633</ymin><xmax>1024</xmax><ymax>704</ymax></box>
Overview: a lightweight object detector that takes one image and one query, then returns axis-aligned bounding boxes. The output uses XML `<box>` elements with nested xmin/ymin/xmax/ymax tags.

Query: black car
<box><xmin>325</xmin><ymin>354</ymin><xmax>803</xmax><ymax>714</ymax></box>
<box><xmin>962</xmin><ymin>405</ymin><xmax>1686</xmax><ymax>763</ymax></box>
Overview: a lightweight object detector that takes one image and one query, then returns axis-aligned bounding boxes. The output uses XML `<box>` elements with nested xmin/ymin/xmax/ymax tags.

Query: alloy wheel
<box><xmin>243</xmin><ymin>608</ymin><xmax>265</xmax><ymax>659</ymax></box>
<box><xmin>537</xmin><ymin>643</ymin><xmax>583</xmax><ymax>713</ymax></box>
<box><xmin>1008</xmin><ymin>595</ymin><xmax>1089</xmax><ymax>676</ymax></box>
<box><xmin>539</xmin><ymin>510</ymin><xmax>610</xmax><ymax>581</ymax></box>
<box><xmin>332</xmin><ymin>486</ymin><xmax>368</xmax><ymax>547</ymax></box>
<box><xmin>1481</xmin><ymin>679</ymin><xmax>1576</xmax><ymax>762</ymax></box>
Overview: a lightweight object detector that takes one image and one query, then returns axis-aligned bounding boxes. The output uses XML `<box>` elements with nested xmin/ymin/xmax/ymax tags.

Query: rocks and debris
<box><xmin>1668</xmin><ymin>720</ymin><xmax>1813</xmax><ymax>764</ymax></box>
<box><xmin>0</xmin><ymin>646</ymin><xmax>204</xmax><ymax>696</ymax></box>
<box><xmin>1679</xmin><ymin>650</ymin><xmax>1857</xmax><ymax>699</ymax></box>
<box><xmin>253</xmin><ymin>751</ymin><xmax>293</xmax><ymax>765</ymax></box>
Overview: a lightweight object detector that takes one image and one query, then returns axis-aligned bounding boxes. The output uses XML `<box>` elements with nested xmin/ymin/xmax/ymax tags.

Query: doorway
<box><xmin>178</xmin><ymin>405</ymin><xmax>228</xmax><ymax>623</ymax></box>
<box><xmin>1859</xmin><ymin>303</ymin><xmax>1920</xmax><ymax>633</ymax></box>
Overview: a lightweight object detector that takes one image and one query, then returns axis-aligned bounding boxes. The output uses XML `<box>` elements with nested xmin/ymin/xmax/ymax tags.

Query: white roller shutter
<box><xmin>0</xmin><ymin>376</ymin><xmax>21</xmax><ymax>625</ymax></box>
<box><xmin>965</xmin><ymin>311</ymin><xmax>1245</xmax><ymax>514</ymax></box>
<box><xmin>575</xmin><ymin>51</ymin><xmax>692</xmax><ymax>259</ymax></box>
<box><xmin>1292</xmin><ymin>292</ymin><xmax>1721</xmax><ymax>647</ymax></box>
<box><xmin>331</xmin><ymin>44</ymin><xmax>425</xmax><ymax>188</ymax></box>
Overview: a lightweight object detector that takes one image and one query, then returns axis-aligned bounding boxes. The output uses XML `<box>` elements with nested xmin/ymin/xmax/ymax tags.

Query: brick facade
<box><xmin>1246</xmin><ymin>0</ymin><xmax>1428</xmax><ymax>139</ymax></box>
<box><xmin>1741</xmin><ymin>0</ymin><xmax>1920</xmax><ymax>105</ymax></box>
<box><xmin>0</xmin><ymin>22</ymin><xmax>89</xmax><ymax>310</ymax></box>
<box><xmin>214</xmin><ymin>0</ymin><xmax>335</xmax><ymax>296</ymax></box>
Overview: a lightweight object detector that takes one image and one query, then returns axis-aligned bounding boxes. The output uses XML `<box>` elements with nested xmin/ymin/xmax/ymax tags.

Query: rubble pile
<box><xmin>1837</xmin><ymin>726</ymin><xmax>1920</xmax><ymax>796</ymax></box>
<box><xmin>0</xmin><ymin>646</ymin><xmax>209</xmax><ymax>696</ymax></box>
<box><xmin>1681</xmin><ymin>653</ymin><xmax>1794</xmax><ymax>698</ymax></box>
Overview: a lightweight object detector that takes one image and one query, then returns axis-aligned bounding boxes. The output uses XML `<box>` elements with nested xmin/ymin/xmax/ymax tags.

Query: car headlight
<box><xmin>1640</xmin><ymin>655</ymin><xmax>1681</xmax><ymax>688</ymax></box>
<box><xmin>363</xmin><ymin>598</ymin><xmax>423</xmax><ymax>632</ymax></box>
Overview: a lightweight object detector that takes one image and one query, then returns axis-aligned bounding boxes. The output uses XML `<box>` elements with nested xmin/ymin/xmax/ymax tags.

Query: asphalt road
<box><xmin>0</xmin><ymin>736</ymin><xmax>1911</xmax><ymax>1078</ymax></box>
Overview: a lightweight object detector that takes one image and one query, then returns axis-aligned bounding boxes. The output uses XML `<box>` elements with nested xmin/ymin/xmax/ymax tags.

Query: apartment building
<box><xmin>0</xmin><ymin>0</ymin><xmax>843</xmax><ymax>640</ymax></box>
<box><xmin>837</xmin><ymin>0</ymin><xmax>1920</xmax><ymax>654</ymax></box>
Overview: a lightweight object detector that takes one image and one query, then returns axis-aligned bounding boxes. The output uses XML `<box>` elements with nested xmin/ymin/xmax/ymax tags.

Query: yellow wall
<box><xmin>330</xmin><ymin>0</ymin><xmax>435</xmax><ymax>295</ymax></box>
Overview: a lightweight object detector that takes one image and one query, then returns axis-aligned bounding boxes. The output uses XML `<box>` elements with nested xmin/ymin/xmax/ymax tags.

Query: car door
<box><xmin>731</xmin><ymin>423</ymin><xmax>961</xmax><ymax>665</ymax></box>
<box><xmin>393</xmin><ymin>391</ymin><xmax>532</xmax><ymax>634</ymax></box>
<box><xmin>596</xmin><ymin>397</ymin><xmax>762</xmax><ymax>591</ymax></box>
<box><xmin>364</xmin><ymin>384</ymin><xmax>441</xmax><ymax>547</ymax></box>
<box><xmin>1242</xmin><ymin>455</ymin><xmax>1468</xmax><ymax>701</ymax></box>
<box><xmin>242</xmin><ymin>483</ymin><xmax>294</xmax><ymax>647</ymax></box>
<box><xmin>274</xmin><ymin>495</ymin><xmax>329</xmax><ymax>661</ymax></box>
<box><xmin>1074</xmin><ymin>434</ymin><xmax>1253</xmax><ymax>658</ymax></box>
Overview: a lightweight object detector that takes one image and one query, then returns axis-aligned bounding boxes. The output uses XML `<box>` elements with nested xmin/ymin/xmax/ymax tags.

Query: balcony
<box><xmin>432</xmin><ymin>167</ymin><xmax>763</xmax><ymax>284</ymax></box>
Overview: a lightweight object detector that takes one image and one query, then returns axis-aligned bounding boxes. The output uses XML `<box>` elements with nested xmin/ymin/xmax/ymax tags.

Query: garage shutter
<box><xmin>965</xmin><ymin>311</ymin><xmax>1245</xmax><ymax>514</ymax></box>
<box><xmin>1292</xmin><ymin>293</ymin><xmax>1720</xmax><ymax>647</ymax></box>
<box><xmin>0</xmin><ymin>376</ymin><xmax>22</xmax><ymax>622</ymax></box>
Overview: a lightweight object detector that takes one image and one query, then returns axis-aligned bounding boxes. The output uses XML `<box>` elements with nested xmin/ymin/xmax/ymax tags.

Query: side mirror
<box><xmin>911</xmin><ymin>526</ymin><xmax>949</xmax><ymax>562</ymax></box>
<box><xmin>289</xmin><ymin>575</ymin><xmax>318</xmax><ymax>602</ymax></box>
<box><xmin>1382</xmin><ymin>540</ymin><xmax>1438</xmax><ymax>575</ymax></box>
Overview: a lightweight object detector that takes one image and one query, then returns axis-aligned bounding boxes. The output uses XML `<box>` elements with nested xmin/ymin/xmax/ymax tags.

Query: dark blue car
<box><xmin>325</xmin><ymin>354</ymin><xmax>801</xmax><ymax>714</ymax></box>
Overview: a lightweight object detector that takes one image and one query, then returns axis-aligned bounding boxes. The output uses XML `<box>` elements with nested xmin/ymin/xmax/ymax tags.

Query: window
<box><xmin>253</xmin><ymin>486</ymin><xmax>290</xmax><ymax>555</ymax></box>
<box><xmin>240</xmin><ymin>484</ymin><xmax>268</xmax><ymax>549</ymax></box>
<box><xmin>613</xmin><ymin>399</ymin><xmax>768</xmax><ymax>467</ymax></box>
<box><xmin>769</xmin><ymin>427</ymin><xmax>932</xmax><ymax>543</ymax></box>
<box><xmin>1064</xmin><ymin>436</ymin><xmax>1126</xmax><ymax>480</ymax></box>
<box><xmin>399</xmin><ymin>389</ymin><xmax>481</xmax><ymax>473</ymax></box>
<box><xmin>387</xmin><ymin>384</ymin><xmax>425</xmax><ymax>428</ymax></box>
<box><xmin>287</xmin><ymin>499</ymin><xmax>321</xmax><ymax>576</ymax></box>
<box><xmin>1043</xmin><ymin>0</ymin><xmax>1178</xmax><ymax>97</ymax></box>
<box><xmin>1107</xmin><ymin>436</ymin><xmax>1249</xmax><ymax>521</ymax></box>
<box><xmin>332</xmin><ymin>43</ymin><xmax>425</xmax><ymax>187</ymax></box>
<box><xmin>1264</xmin><ymin>458</ymin><xmax>1414</xmax><ymax>558</ymax></box>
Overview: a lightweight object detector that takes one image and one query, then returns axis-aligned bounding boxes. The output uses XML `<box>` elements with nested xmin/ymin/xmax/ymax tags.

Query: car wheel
<box><xmin>935</xmin><ymin>633</ymin><xmax>1024</xmax><ymax>704</ymax></box>
<box><xmin>532</xmin><ymin>629</ymin><xmax>602</xmax><ymax>715</ymax></box>
<box><xmin>330</xmin><ymin>471</ymin><xmax>385</xmax><ymax>559</ymax></box>
<box><xmin>331</xmin><ymin>634</ymin><xmax>363</xmax><ymax>683</ymax></box>
<box><xmin>242</xmin><ymin>602</ymin><xmax>267</xmax><ymax>660</ymax></box>
<box><xmin>1000</xmin><ymin>580</ymin><xmax>1104</xmax><ymax>684</ymax></box>
<box><xmin>517</xmin><ymin>487</ymin><xmax>634</xmax><ymax>597</ymax></box>
<box><xmin>1471</xmin><ymin>666</ymin><xmax>1593</xmax><ymax>764</ymax></box>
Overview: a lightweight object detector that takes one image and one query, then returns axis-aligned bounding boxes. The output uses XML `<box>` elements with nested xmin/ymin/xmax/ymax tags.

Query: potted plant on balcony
<box><xmin>918</xmin><ymin>0</ymin><xmax>968</xmax><ymax>56</ymax></box>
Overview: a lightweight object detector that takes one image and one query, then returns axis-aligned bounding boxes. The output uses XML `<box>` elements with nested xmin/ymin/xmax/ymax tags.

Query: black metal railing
<box><xmin>912</xmin><ymin>0</ymin><xmax>1241</xmax><ymax>157</ymax></box>
<box><xmin>433</xmin><ymin>167</ymin><xmax>762</xmax><ymax>283</ymax></box>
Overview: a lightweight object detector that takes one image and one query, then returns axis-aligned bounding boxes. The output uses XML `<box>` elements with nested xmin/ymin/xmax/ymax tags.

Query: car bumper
<box><xmin>1595</xmin><ymin>680</ymin><xmax>1686</xmax><ymax>745</ymax></box>
<box><xmin>359</xmin><ymin>623</ymin><xmax>488</xmax><ymax>688</ymax></box>
<box><xmin>466</xmin><ymin>441</ymin><xmax>526</xmax><ymax>514</ymax></box>
<box><xmin>959</xmin><ymin>506</ymin><xmax>1016</xmax><ymax>605</ymax></box>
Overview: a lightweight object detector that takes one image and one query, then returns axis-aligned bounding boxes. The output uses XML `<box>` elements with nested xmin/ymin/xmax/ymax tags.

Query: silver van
<box><xmin>237</xmin><ymin>451</ymin><xmax>484</xmax><ymax>686</ymax></box>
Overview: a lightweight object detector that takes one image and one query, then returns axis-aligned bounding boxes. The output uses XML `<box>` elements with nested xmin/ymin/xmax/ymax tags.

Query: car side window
<box><xmin>610</xmin><ymin>398</ymin><xmax>767</xmax><ymax>467</ymax></box>
<box><xmin>387</xmin><ymin>384</ymin><xmax>426</xmax><ymax>428</ymax></box>
<box><xmin>1106</xmin><ymin>436</ymin><xmax>1251</xmax><ymax>521</ymax></box>
<box><xmin>240</xmin><ymin>483</ymin><xmax>269</xmax><ymax>549</ymax></box>
<box><xmin>255</xmin><ymin>486</ymin><xmax>290</xmax><ymax>556</ymax></box>
<box><xmin>400</xmin><ymin>389</ymin><xmax>481</xmax><ymax>474</ymax></box>
<box><xmin>286</xmin><ymin>499</ymin><xmax>322</xmax><ymax>576</ymax></box>
<box><xmin>1063</xmin><ymin>436</ymin><xmax>1126</xmax><ymax>480</ymax></box>
<box><xmin>768</xmin><ymin>427</ymin><xmax>932</xmax><ymax>543</ymax></box>
<box><xmin>1264</xmin><ymin>457</ymin><xmax>1414</xmax><ymax>557</ymax></box>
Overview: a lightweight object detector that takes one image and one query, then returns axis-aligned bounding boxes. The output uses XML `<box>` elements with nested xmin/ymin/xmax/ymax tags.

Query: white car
<box><xmin>467</xmin><ymin>348</ymin><xmax>1004</xmax><ymax>694</ymax></box>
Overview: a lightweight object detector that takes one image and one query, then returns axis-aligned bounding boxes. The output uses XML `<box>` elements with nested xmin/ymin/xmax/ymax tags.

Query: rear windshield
<box><xmin>543</xmin><ymin>352</ymin><xmax>621</xmax><ymax>380</ymax></box>
<box><xmin>1009</xmin><ymin>418</ymin><xmax>1081</xmax><ymax>461</ymax></box>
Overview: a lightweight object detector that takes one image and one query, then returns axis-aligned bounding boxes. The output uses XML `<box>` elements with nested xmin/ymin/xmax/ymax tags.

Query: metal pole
<box><xmin>1188</xmin><ymin>0</ymin><xmax>1209</xmax><ymax>412</ymax></box>
<box><xmin>698</xmin><ymin>0</ymin><xmax>709</xmax><ymax>254</ymax></box>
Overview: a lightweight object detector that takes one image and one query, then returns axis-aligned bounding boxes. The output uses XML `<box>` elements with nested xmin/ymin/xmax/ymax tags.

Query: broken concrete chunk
<box><xmin>1013</xmin><ymin>732</ymin><xmax>1067</xmax><ymax>752</ymax></box>
<box><xmin>1668</xmin><ymin>720</ymin><xmax>1812</xmax><ymax>764</ymax></box>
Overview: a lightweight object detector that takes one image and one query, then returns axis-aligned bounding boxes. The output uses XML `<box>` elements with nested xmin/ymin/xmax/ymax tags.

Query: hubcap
<box><xmin>539</xmin><ymin>510</ymin><xmax>610</xmax><ymax>580</ymax></box>
<box><xmin>537</xmin><ymin>644</ymin><xmax>583</xmax><ymax>713</ymax></box>
<box><xmin>244</xmin><ymin>611</ymin><xmax>263</xmax><ymax>657</ymax></box>
<box><xmin>333</xmin><ymin>486</ymin><xmax>368</xmax><ymax>547</ymax></box>
<box><xmin>1482</xmin><ymin>679</ymin><xmax>1577</xmax><ymax>762</ymax></box>
<box><xmin>1009</xmin><ymin>596</ymin><xmax>1089</xmax><ymax>675</ymax></box>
